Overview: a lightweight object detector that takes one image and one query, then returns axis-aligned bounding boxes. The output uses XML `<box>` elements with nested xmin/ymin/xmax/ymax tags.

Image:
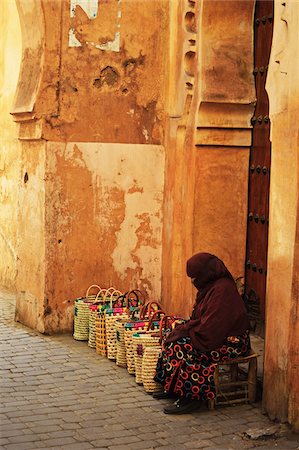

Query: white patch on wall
<box><xmin>70</xmin><ymin>143</ymin><xmax>165</xmax><ymax>298</ymax></box>
<box><xmin>70</xmin><ymin>0</ymin><xmax>98</xmax><ymax>19</ymax></box>
<box><xmin>69</xmin><ymin>0</ymin><xmax>122</xmax><ymax>52</ymax></box>
<box><xmin>69</xmin><ymin>28</ymin><xmax>82</xmax><ymax>47</ymax></box>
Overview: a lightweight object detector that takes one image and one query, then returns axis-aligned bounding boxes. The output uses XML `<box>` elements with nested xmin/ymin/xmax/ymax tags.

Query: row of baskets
<box><xmin>73</xmin><ymin>284</ymin><xmax>183</xmax><ymax>393</ymax></box>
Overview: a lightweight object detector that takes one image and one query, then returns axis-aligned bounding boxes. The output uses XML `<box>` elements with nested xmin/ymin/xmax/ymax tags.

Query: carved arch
<box><xmin>11</xmin><ymin>0</ymin><xmax>45</xmax><ymax>118</ymax></box>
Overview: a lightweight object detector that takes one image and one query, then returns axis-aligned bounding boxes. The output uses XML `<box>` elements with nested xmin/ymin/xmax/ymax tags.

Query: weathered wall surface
<box><xmin>193</xmin><ymin>147</ymin><xmax>249</xmax><ymax>279</ymax></box>
<box><xmin>13</xmin><ymin>0</ymin><xmax>169</xmax><ymax>333</ymax></box>
<box><xmin>162</xmin><ymin>0</ymin><xmax>255</xmax><ymax>318</ymax></box>
<box><xmin>0</xmin><ymin>1</ymin><xmax>22</xmax><ymax>291</ymax></box>
<box><xmin>15</xmin><ymin>142</ymin><xmax>46</xmax><ymax>333</ymax></box>
<box><xmin>44</xmin><ymin>142</ymin><xmax>164</xmax><ymax>333</ymax></box>
<box><xmin>17</xmin><ymin>0</ymin><xmax>168</xmax><ymax>144</ymax></box>
<box><xmin>263</xmin><ymin>0</ymin><xmax>299</xmax><ymax>430</ymax></box>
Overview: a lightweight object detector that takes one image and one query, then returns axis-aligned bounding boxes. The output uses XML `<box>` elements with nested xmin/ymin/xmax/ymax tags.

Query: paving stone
<box><xmin>37</xmin><ymin>436</ymin><xmax>77</xmax><ymax>446</ymax></box>
<box><xmin>4</xmin><ymin>443</ymin><xmax>39</xmax><ymax>450</ymax></box>
<box><xmin>1</xmin><ymin>294</ymin><xmax>298</xmax><ymax>450</ymax></box>
<box><xmin>0</xmin><ymin>428</ymin><xmax>32</xmax><ymax>439</ymax></box>
<box><xmin>7</xmin><ymin>433</ymin><xmax>41</xmax><ymax>444</ymax></box>
<box><xmin>185</xmin><ymin>440</ymin><xmax>216</xmax><ymax>449</ymax></box>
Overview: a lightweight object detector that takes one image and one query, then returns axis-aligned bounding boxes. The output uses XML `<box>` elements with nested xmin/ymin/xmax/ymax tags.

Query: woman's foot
<box><xmin>163</xmin><ymin>398</ymin><xmax>202</xmax><ymax>414</ymax></box>
<box><xmin>152</xmin><ymin>391</ymin><xmax>177</xmax><ymax>400</ymax></box>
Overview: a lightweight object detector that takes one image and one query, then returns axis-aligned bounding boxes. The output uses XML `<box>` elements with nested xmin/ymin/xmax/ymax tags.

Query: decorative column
<box><xmin>162</xmin><ymin>0</ymin><xmax>256</xmax><ymax>318</ymax></box>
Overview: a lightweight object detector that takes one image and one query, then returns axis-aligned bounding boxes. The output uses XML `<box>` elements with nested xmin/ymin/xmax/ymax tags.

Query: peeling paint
<box><xmin>142</xmin><ymin>126</ymin><xmax>150</xmax><ymax>142</ymax></box>
<box><xmin>70</xmin><ymin>0</ymin><xmax>98</xmax><ymax>20</ymax></box>
<box><xmin>64</xmin><ymin>143</ymin><xmax>165</xmax><ymax>297</ymax></box>
<box><xmin>69</xmin><ymin>28</ymin><xmax>82</xmax><ymax>47</ymax></box>
<box><xmin>69</xmin><ymin>0</ymin><xmax>122</xmax><ymax>52</ymax></box>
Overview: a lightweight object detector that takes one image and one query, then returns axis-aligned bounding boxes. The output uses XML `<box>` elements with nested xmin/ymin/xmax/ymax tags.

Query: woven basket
<box><xmin>133</xmin><ymin>333</ymin><xmax>161</xmax><ymax>384</ymax></box>
<box><xmin>142</xmin><ymin>346</ymin><xmax>162</xmax><ymax>393</ymax></box>
<box><xmin>124</xmin><ymin>302</ymin><xmax>163</xmax><ymax>374</ymax></box>
<box><xmin>106</xmin><ymin>309</ymin><xmax>129</xmax><ymax>360</ymax></box>
<box><xmin>104</xmin><ymin>289</ymin><xmax>128</xmax><ymax>360</ymax></box>
<box><xmin>141</xmin><ymin>314</ymin><xmax>182</xmax><ymax>393</ymax></box>
<box><xmin>95</xmin><ymin>312</ymin><xmax>107</xmax><ymax>356</ymax></box>
<box><xmin>88</xmin><ymin>288</ymin><xmax>111</xmax><ymax>348</ymax></box>
<box><xmin>73</xmin><ymin>284</ymin><xmax>101</xmax><ymax>341</ymax></box>
<box><xmin>115</xmin><ymin>318</ymin><xmax>128</xmax><ymax>367</ymax></box>
<box><xmin>115</xmin><ymin>290</ymin><xmax>144</xmax><ymax>368</ymax></box>
<box><xmin>95</xmin><ymin>287</ymin><xmax>121</xmax><ymax>356</ymax></box>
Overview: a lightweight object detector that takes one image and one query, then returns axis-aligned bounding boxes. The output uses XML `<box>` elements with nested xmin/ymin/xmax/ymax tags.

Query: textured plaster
<box><xmin>263</xmin><ymin>0</ymin><xmax>299</xmax><ymax>429</ymax></box>
<box><xmin>193</xmin><ymin>147</ymin><xmax>249</xmax><ymax>281</ymax></box>
<box><xmin>43</xmin><ymin>142</ymin><xmax>165</xmax><ymax>333</ymax></box>
<box><xmin>15</xmin><ymin>141</ymin><xmax>46</xmax><ymax>333</ymax></box>
<box><xmin>0</xmin><ymin>1</ymin><xmax>22</xmax><ymax>291</ymax></box>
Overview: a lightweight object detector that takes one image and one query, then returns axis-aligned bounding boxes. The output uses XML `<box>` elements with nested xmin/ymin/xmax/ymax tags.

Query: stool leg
<box><xmin>248</xmin><ymin>357</ymin><xmax>257</xmax><ymax>403</ymax></box>
<box><xmin>208</xmin><ymin>399</ymin><xmax>216</xmax><ymax>410</ymax></box>
<box><xmin>231</xmin><ymin>363</ymin><xmax>238</xmax><ymax>382</ymax></box>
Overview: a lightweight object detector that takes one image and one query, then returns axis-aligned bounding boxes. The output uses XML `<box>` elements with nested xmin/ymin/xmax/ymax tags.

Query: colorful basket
<box><xmin>133</xmin><ymin>332</ymin><xmax>161</xmax><ymax>385</ymax></box>
<box><xmin>141</xmin><ymin>315</ymin><xmax>183</xmax><ymax>393</ymax></box>
<box><xmin>95</xmin><ymin>313</ymin><xmax>107</xmax><ymax>356</ymax></box>
<box><xmin>88</xmin><ymin>288</ymin><xmax>113</xmax><ymax>349</ymax></box>
<box><xmin>73</xmin><ymin>284</ymin><xmax>101</xmax><ymax>341</ymax></box>
<box><xmin>104</xmin><ymin>290</ymin><xmax>129</xmax><ymax>360</ymax></box>
<box><xmin>142</xmin><ymin>347</ymin><xmax>162</xmax><ymax>393</ymax></box>
<box><xmin>115</xmin><ymin>290</ymin><xmax>144</xmax><ymax>368</ymax></box>
<box><xmin>124</xmin><ymin>301</ymin><xmax>163</xmax><ymax>374</ymax></box>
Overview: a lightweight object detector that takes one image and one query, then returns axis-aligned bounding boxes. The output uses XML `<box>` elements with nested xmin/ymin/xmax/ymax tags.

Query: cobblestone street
<box><xmin>0</xmin><ymin>292</ymin><xmax>298</xmax><ymax>450</ymax></box>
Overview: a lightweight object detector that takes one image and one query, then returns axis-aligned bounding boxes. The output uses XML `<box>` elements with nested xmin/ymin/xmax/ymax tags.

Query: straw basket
<box><xmin>88</xmin><ymin>288</ymin><xmax>112</xmax><ymax>348</ymax></box>
<box><xmin>115</xmin><ymin>290</ymin><xmax>144</xmax><ymax>368</ymax></box>
<box><xmin>104</xmin><ymin>290</ymin><xmax>127</xmax><ymax>360</ymax></box>
<box><xmin>95</xmin><ymin>311</ymin><xmax>107</xmax><ymax>356</ymax></box>
<box><xmin>133</xmin><ymin>333</ymin><xmax>161</xmax><ymax>384</ymax></box>
<box><xmin>95</xmin><ymin>289</ymin><xmax>124</xmax><ymax>358</ymax></box>
<box><xmin>124</xmin><ymin>301</ymin><xmax>163</xmax><ymax>374</ymax></box>
<box><xmin>106</xmin><ymin>309</ymin><xmax>129</xmax><ymax>360</ymax></box>
<box><xmin>142</xmin><ymin>347</ymin><xmax>162</xmax><ymax>393</ymax></box>
<box><xmin>141</xmin><ymin>315</ymin><xmax>183</xmax><ymax>393</ymax></box>
<box><xmin>73</xmin><ymin>284</ymin><xmax>101</xmax><ymax>340</ymax></box>
<box><xmin>116</xmin><ymin>317</ymin><xmax>129</xmax><ymax>367</ymax></box>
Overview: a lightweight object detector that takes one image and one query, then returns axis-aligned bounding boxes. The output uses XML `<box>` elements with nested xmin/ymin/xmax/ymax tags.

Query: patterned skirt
<box><xmin>154</xmin><ymin>331</ymin><xmax>250</xmax><ymax>401</ymax></box>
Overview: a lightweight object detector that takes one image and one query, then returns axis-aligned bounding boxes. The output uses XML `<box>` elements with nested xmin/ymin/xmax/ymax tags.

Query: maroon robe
<box><xmin>165</xmin><ymin>253</ymin><xmax>250</xmax><ymax>352</ymax></box>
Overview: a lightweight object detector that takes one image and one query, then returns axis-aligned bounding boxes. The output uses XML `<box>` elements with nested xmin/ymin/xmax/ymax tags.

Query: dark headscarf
<box><xmin>165</xmin><ymin>252</ymin><xmax>250</xmax><ymax>351</ymax></box>
<box><xmin>186</xmin><ymin>253</ymin><xmax>235</xmax><ymax>303</ymax></box>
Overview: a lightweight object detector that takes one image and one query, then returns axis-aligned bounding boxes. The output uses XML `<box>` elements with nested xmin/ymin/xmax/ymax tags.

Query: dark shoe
<box><xmin>163</xmin><ymin>398</ymin><xmax>201</xmax><ymax>414</ymax></box>
<box><xmin>152</xmin><ymin>391</ymin><xmax>176</xmax><ymax>400</ymax></box>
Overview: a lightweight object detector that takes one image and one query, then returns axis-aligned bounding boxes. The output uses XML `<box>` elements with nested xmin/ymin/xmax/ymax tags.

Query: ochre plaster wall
<box><xmin>44</xmin><ymin>142</ymin><xmax>165</xmax><ymax>333</ymax></box>
<box><xmin>263</xmin><ymin>0</ymin><xmax>299</xmax><ymax>430</ymax></box>
<box><xmin>15</xmin><ymin>142</ymin><xmax>46</xmax><ymax>333</ymax></box>
<box><xmin>13</xmin><ymin>0</ymin><xmax>169</xmax><ymax>333</ymax></box>
<box><xmin>15</xmin><ymin>0</ymin><xmax>168</xmax><ymax>144</ymax></box>
<box><xmin>162</xmin><ymin>0</ymin><xmax>255</xmax><ymax>319</ymax></box>
<box><xmin>193</xmin><ymin>147</ymin><xmax>249</xmax><ymax>279</ymax></box>
<box><xmin>0</xmin><ymin>1</ymin><xmax>22</xmax><ymax>291</ymax></box>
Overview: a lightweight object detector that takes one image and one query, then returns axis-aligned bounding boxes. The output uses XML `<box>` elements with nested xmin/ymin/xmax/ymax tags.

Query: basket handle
<box><xmin>107</xmin><ymin>289</ymin><xmax>123</xmax><ymax>308</ymax></box>
<box><xmin>114</xmin><ymin>292</ymin><xmax>127</xmax><ymax>307</ymax></box>
<box><xmin>129</xmin><ymin>289</ymin><xmax>146</xmax><ymax>302</ymax></box>
<box><xmin>85</xmin><ymin>284</ymin><xmax>101</xmax><ymax>298</ymax></box>
<box><xmin>93</xmin><ymin>288</ymin><xmax>108</xmax><ymax>304</ymax></box>
<box><xmin>159</xmin><ymin>315</ymin><xmax>175</xmax><ymax>343</ymax></box>
<box><xmin>125</xmin><ymin>290</ymin><xmax>142</xmax><ymax>310</ymax></box>
<box><xmin>141</xmin><ymin>301</ymin><xmax>163</xmax><ymax>319</ymax></box>
<box><xmin>146</xmin><ymin>309</ymin><xmax>165</xmax><ymax>330</ymax></box>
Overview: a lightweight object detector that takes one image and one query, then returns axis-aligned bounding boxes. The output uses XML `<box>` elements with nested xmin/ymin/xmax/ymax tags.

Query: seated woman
<box><xmin>154</xmin><ymin>252</ymin><xmax>250</xmax><ymax>414</ymax></box>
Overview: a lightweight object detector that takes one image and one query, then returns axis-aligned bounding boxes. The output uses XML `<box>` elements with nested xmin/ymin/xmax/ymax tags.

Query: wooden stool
<box><xmin>208</xmin><ymin>350</ymin><xmax>258</xmax><ymax>409</ymax></box>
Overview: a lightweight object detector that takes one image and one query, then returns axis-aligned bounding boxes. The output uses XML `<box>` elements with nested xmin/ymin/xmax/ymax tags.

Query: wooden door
<box><xmin>245</xmin><ymin>0</ymin><xmax>274</xmax><ymax>331</ymax></box>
